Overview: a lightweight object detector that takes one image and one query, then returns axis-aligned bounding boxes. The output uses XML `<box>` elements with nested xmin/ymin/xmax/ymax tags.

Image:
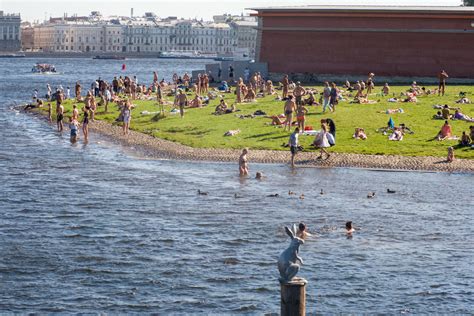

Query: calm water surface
<box><xmin>0</xmin><ymin>58</ymin><xmax>473</xmax><ymax>314</ymax></box>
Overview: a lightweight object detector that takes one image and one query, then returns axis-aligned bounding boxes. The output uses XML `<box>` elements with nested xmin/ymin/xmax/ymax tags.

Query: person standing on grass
<box><xmin>281</xmin><ymin>74</ymin><xmax>289</xmax><ymax>99</ymax></box>
<box><xmin>322</xmin><ymin>82</ymin><xmax>332</xmax><ymax>113</ymax></box>
<box><xmin>293</xmin><ymin>82</ymin><xmax>306</xmax><ymax>106</ymax></box>
<box><xmin>284</xmin><ymin>95</ymin><xmax>296</xmax><ymax>132</ymax></box>
<box><xmin>122</xmin><ymin>101</ymin><xmax>132</xmax><ymax>135</ymax></box>
<box><xmin>176</xmin><ymin>89</ymin><xmax>188</xmax><ymax>118</ymax></box>
<box><xmin>438</xmin><ymin>70</ymin><xmax>449</xmax><ymax>96</ymax></box>
<box><xmin>289</xmin><ymin>127</ymin><xmax>300</xmax><ymax>168</ymax></box>
<box><xmin>296</xmin><ymin>103</ymin><xmax>309</xmax><ymax>133</ymax></box>
<box><xmin>239</xmin><ymin>148</ymin><xmax>249</xmax><ymax>176</ymax></box>
<box><xmin>366</xmin><ymin>72</ymin><xmax>375</xmax><ymax>95</ymax></box>
<box><xmin>329</xmin><ymin>82</ymin><xmax>339</xmax><ymax>112</ymax></box>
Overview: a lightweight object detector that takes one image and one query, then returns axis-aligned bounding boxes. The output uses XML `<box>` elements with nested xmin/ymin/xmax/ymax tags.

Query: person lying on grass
<box><xmin>378</xmin><ymin>108</ymin><xmax>404</xmax><ymax>114</ymax></box>
<box><xmin>353</xmin><ymin>128</ymin><xmax>367</xmax><ymax>140</ymax></box>
<box><xmin>388</xmin><ymin>127</ymin><xmax>403</xmax><ymax>141</ymax></box>
<box><xmin>453</xmin><ymin>110</ymin><xmax>474</xmax><ymax>122</ymax></box>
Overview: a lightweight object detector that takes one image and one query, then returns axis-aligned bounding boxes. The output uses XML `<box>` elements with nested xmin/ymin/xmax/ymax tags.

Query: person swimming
<box><xmin>296</xmin><ymin>222</ymin><xmax>312</xmax><ymax>240</ymax></box>
<box><xmin>346</xmin><ymin>221</ymin><xmax>355</xmax><ymax>234</ymax></box>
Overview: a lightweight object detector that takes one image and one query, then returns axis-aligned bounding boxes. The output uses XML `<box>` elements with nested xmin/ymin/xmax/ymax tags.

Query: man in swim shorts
<box><xmin>176</xmin><ymin>89</ymin><xmax>188</xmax><ymax>118</ymax></box>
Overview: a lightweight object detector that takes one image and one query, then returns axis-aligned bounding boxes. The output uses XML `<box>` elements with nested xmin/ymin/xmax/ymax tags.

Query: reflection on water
<box><xmin>0</xmin><ymin>58</ymin><xmax>473</xmax><ymax>313</ymax></box>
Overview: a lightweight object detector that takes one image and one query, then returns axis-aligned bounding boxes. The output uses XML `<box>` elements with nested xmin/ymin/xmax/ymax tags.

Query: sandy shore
<box><xmin>80</xmin><ymin>120</ymin><xmax>474</xmax><ymax>173</ymax></box>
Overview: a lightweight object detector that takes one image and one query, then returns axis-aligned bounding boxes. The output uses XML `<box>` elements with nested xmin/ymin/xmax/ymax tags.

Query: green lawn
<box><xmin>44</xmin><ymin>85</ymin><xmax>474</xmax><ymax>159</ymax></box>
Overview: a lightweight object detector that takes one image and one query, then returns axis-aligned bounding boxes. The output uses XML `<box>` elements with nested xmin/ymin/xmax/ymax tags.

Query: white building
<box><xmin>0</xmin><ymin>11</ymin><xmax>21</xmax><ymax>52</ymax></box>
<box><xmin>26</xmin><ymin>12</ymin><xmax>254</xmax><ymax>55</ymax></box>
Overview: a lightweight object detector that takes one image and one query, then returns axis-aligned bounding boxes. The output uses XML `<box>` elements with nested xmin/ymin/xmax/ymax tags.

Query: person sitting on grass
<box><xmin>441</xmin><ymin>104</ymin><xmax>452</xmax><ymax>119</ymax></box>
<box><xmin>304</xmin><ymin>91</ymin><xmax>318</xmax><ymax>106</ymax></box>
<box><xmin>353</xmin><ymin>128</ymin><xmax>367</xmax><ymax>140</ymax></box>
<box><xmin>188</xmin><ymin>95</ymin><xmax>203</xmax><ymax>108</ymax></box>
<box><xmin>214</xmin><ymin>99</ymin><xmax>228</xmax><ymax>115</ymax></box>
<box><xmin>436</xmin><ymin>120</ymin><xmax>453</xmax><ymax>141</ymax></box>
<box><xmin>402</xmin><ymin>92</ymin><xmax>417</xmax><ymax>103</ymax></box>
<box><xmin>244</xmin><ymin>85</ymin><xmax>256</xmax><ymax>102</ymax></box>
<box><xmin>453</xmin><ymin>109</ymin><xmax>474</xmax><ymax>122</ymax></box>
<box><xmin>388</xmin><ymin>127</ymin><xmax>403</xmax><ymax>141</ymax></box>
<box><xmin>265</xmin><ymin>80</ymin><xmax>275</xmax><ymax>96</ymax></box>
<box><xmin>382</xmin><ymin>83</ymin><xmax>390</xmax><ymax>96</ymax></box>
<box><xmin>460</xmin><ymin>131</ymin><xmax>472</xmax><ymax>146</ymax></box>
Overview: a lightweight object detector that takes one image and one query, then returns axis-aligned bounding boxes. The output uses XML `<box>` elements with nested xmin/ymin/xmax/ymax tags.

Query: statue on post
<box><xmin>278</xmin><ymin>225</ymin><xmax>304</xmax><ymax>283</ymax></box>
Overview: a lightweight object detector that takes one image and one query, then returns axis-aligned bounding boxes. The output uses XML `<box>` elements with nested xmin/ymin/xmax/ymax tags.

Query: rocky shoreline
<box><xmin>81</xmin><ymin>120</ymin><xmax>474</xmax><ymax>173</ymax></box>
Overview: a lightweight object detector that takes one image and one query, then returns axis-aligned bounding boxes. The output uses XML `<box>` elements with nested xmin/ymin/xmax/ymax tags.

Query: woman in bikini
<box><xmin>239</xmin><ymin>148</ymin><xmax>249</xmax><ymax>176</ymax></box>
<box><xmin>283</xmin><ymin>95</ymin><xmax>296</xmax><ymax>132</ymax></box>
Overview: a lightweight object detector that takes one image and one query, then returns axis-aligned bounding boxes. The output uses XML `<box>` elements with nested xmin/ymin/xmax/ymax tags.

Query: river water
<box><xmin>0</xmin><ymin>58</ymin><xmax>472</xmax><ymax>314</ymax></box>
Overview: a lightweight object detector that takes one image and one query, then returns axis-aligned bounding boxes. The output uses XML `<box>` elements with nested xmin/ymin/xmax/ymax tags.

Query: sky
<box><xmin>0</xmin><ymin>0</ymin><xmax>463</xmax><ymax>22</ymax></box>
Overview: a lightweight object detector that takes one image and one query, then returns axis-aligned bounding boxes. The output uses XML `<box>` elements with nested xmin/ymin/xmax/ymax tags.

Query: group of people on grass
<box><xmin>26</xmin><ymin>66</ymin><xmax>472</xmax><ymax>165</ymax></box>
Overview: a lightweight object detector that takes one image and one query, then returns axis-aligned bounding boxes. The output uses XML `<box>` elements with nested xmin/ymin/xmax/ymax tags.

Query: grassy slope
<box><xmin>46</xmin><ymin>85</ymin><xmax>474</xmax><ymax>159</ymax></box>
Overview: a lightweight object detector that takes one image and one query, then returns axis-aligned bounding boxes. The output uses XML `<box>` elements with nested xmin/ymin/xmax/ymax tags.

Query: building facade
<box><xmin>251</xmin><ymin>6</ymin><xmax>474</xmax><ymax>78</ymax></box>
<box><xmin>25</xmin><ymin>13</ymin><xmax>253</xmax><ymax>55</ymax></box>
<box><xmin>0</xmin><ymin>11</ymin><xmax>21</xmax><ymax>52</ymax></box>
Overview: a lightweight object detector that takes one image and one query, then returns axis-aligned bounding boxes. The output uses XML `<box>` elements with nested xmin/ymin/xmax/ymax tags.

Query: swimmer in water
<box><xmin>255</xmin><ymin>172</ymin><xmax>263</xmax><ymax>179</ymax></box>
<box><xmin>346</xmin><ymin>221</ymin><xmax>355</xmax><ymax>235</ymax></box>
<box><xmin>296</xmin><ymin>222</ymin><xmax>312</xmax><ymax>240</ymax></box>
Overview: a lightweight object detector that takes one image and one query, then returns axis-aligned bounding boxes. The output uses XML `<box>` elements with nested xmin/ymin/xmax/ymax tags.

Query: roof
<box><xmin>248</xmin><ymin>5</ymin><xmax>474</xmax><ymax>14</ymax></box>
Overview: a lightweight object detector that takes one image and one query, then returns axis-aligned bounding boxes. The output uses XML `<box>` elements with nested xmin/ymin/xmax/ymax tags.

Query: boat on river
<box><xmin>31</xmin><ymin>63</ymin><xmax>57</xmax><ymax>74</ymax></box>
<box><xmin>93</xmin><ymin>55</ymin><xmax>126</xmax><ymax>60</ymax></box>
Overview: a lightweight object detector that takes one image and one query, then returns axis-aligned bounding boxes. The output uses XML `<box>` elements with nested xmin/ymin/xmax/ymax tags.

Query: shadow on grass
<box><xmin>244</xmin><ymin>132</ymin><xmax>277</xmax><ymax>139</ymax></box>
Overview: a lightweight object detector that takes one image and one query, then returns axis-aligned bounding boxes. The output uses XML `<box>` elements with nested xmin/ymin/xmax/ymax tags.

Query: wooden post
<box><xmin>280</xmin><ymin>277</ymin><xmax>307</xmax><ymax>316</ymax></box>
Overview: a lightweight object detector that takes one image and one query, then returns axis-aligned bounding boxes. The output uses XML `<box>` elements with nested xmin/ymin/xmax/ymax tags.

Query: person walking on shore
<box><xmin>239</xmin><ymin>148</ymin><xmax>249</xmax><ymax>176</ymax></box>
<box><xmin>289</xmin><ymin>127</ymin><xmax>299</xmax><ymax>168</ymax></box>
<box><xmin>438</xmin><ymin>70</ymin><xmax>449</xmax><ymax>96</ymax></box>
<box><xmin>284</xmin><ymin>95</ymin><xmax>296</xmax><ymax>132</ymax></box>
<box><xmin>122</xmin><ymin>101</ymin><xmax>132</xmax><ymax>135</ymax></box>
<box><xmin>313</xmin><ymin>123</ymin><xmax>331</xmax><ymax>159</ymax></box>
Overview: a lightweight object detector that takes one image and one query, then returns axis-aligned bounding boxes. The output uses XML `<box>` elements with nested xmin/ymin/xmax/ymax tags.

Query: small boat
<box><xmin>158</xmin><ymin>51</ymin><xmax>215</xmax><ymax>60</ymax></box>
<box><xmin>31</xmin><ymin>63</ymin><xmax>57</xmax><ymax>74</ymax></box>
<box><xmin>93</xmin><ymin>55</ymin><xmax>126</xmax><ymax>60</ymax></box>
<box><xmin>0</xmin><ymin>53</ymin><xmax>25</xmax><ymax>58</ymax></box>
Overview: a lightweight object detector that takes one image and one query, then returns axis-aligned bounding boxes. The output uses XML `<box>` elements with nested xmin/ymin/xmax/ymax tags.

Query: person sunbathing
<box><xmin>378</xmin><ymin>108</ymin><xmax>404</xmax><ymax>114</ymax></box>
<box><xmin>265</xmin><ymin>114</ymin><xmax>288</xmax><ymax>126</ymax></box>
<box><xmin>304</xmin><ymin>91</ymin><xmax>318</xmax><ymax>105</ymax></box>
<box><xmin>403</xmin><ymin>92</ymin><xmax>417</xmax><ymax>103</ymax></box>
<box><xmin>265</xmin><ymin>80</ymin><xmax>275</xmax><ymax>95</ymax></box>
<box><xmin>436</xmin><ymin>121</ymin><xmax>453</xmax><ymax>141</ymax></box>
<box><xmin>455</xmin><ymin>97</ymin><xmax>471</xmax><ymax>104</ymax></box>
<box><xmin>244</xmin><ymin>86</ymin><xmax>256</xmax><ymax>102</ymax></box>
<box><xmin>353</xmin><ymin>128</ymin><xmax>367</xmax><ymax>140</ymax></box>
<box><xmin>453</xmin><ymin>110</ymin><xmax>474</xmax><ymax>122</ymax></box>
<box><xmin>214</xmin><ymin>99</ymin><xmax>228</xmax><ymax>115</ymax></box>
<box><xmin>433</xmin><ymin>111</ymin><xmax>444</xmax><ymax>119</ymax></box>
<box><xmin>460</xmin><ymin>131</ymin><xmax>472</xmax><ymax>146</ymax></box>
<box><xmin>382</xmin><ymin>83</ymin><xmax>390</xmax><ymax>96</ymax></box>
<box><xmin>188</xmin><ymin>95</ymin><xmax>203</xmax><ymax>108</ymax></box>
<box><xmin>388</xmin><ymin>127</ymin><xmax>403</xmax><ymax>141</ymax></box>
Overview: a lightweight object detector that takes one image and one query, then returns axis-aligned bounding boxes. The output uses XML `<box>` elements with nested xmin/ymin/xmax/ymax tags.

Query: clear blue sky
<box><xmin>1</xmin><ymin>0</ymin><xmax>462</xmax><ymax>22</ymax></box>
